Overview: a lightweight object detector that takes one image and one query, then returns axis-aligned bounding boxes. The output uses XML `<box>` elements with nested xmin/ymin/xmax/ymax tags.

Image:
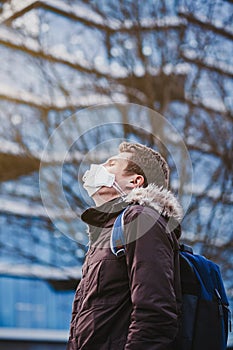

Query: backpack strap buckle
<box><xmin>116</xmin><ymin>248</ymin><xmax>126</xmax><ymax>257</ymax></box>
<box><xmin>180</xmin><ymin>243</ymin><xmax>193</xmax><ymax>254</ymax></box>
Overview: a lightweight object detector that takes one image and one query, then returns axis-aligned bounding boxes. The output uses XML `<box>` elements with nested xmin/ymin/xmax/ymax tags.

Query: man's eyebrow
<box><xmin>107</xmin><ymin>157</ymin><xmax>118</xmax><ymax>162</ymax></box>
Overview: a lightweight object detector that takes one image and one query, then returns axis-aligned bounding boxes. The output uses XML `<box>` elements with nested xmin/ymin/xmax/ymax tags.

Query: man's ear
<box><xmin>130</xmin><ymin>175</ymin><xmax>144</xmax><ymax>187</ymax></box>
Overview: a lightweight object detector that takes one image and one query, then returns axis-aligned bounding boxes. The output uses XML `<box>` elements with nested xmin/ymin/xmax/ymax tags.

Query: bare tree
<box><xmin>0</xmin><ymin>0</ymin><xmax>232</xmax><ymax>289</ymax></box>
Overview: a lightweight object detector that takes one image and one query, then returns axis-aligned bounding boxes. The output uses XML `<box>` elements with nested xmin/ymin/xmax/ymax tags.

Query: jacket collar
<box><xmin>81</xmin><ymin>197</ymin><xmax>128</xmax><ymax>227</ymax></box>
<box><xmin>82</xmin><ymin>184</ymin><xmax>183</xmax><ymax>227</ymax></box>
<box><xmin>124</xmin><ymin>184</ymin><xmax>183</xmax><ymax>221</ymax></box>
<box><xmin>82</xmin><ymin>185</ymin><xmax>183</xmax><ymax>243</ymax></box>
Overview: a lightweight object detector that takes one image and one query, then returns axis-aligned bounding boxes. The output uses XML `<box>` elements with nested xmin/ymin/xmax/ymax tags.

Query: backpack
<box><xmin>110</xmin><ymin>208</ymin><xmax>231</xmax><ymax>350</ymax></box>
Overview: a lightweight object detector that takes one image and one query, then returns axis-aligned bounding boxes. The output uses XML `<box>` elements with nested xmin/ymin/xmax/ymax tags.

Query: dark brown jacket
<box><xmin>67</xmin><ymin>184</ymin><xmax>183</xmax><ymax>350</ymax></box>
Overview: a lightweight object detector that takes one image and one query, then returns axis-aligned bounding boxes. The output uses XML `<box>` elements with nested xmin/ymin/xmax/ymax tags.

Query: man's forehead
<box><xmin>107</xmin><ymin>152</ymin><xmax>132</xmax><ymax>162</ymax></box>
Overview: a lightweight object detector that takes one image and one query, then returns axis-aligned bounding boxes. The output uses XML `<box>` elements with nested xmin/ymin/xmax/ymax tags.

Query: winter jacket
<box><xmin>67</xmin><ymin>184</ymin><xmax>183</xmax><ymax>350</ymax></box>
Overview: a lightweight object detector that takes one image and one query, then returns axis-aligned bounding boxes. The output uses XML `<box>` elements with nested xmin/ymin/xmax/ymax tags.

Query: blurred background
<box><xmin>0</xmin><ymin>0</ymin><xmax>232</xmax><ymax>349</ymax></box>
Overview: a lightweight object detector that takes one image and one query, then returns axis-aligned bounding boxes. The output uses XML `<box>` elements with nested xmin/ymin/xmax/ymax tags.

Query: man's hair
<box><xmin>119</xmin><ymin>142</ymin><xmax>169</xmax><ymax>188</ymax></box>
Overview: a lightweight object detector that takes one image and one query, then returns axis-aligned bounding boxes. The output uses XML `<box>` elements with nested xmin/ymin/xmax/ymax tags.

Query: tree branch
<box><xmin>179</xmin><ymin>11</ymin><xmax>233</xmax><ymax>41</ymax></box>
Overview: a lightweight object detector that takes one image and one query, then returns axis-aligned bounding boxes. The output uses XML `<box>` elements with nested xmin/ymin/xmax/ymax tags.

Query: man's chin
<box><xmin>92</xmin><ymin>187</ymin><xmax>119</xmax><ymax>204</ymax></box>
<box><xmin>96</xmin><ymin>186</ymin><xmax>116</xmax><ymax>195</ymax></box>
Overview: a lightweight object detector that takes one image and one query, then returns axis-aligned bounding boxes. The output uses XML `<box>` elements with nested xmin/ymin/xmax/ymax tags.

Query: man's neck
<box><xmin>93</xmin><ymin>193</ymin><xmax>120</xmax><ymax>207</ymax></box>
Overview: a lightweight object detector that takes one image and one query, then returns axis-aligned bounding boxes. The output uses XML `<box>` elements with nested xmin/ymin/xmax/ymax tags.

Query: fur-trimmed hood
<box><xmin>124</xmin><ymin>184</ymin><xmax>183</xmax><ymax>222</ymax></box>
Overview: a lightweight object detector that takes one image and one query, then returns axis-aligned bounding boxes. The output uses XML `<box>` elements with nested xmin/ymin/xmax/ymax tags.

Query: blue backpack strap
<box><xmin>110</xmin><ymin>207</ymin><xmax>128</xmax><ymax>257</ymax></box>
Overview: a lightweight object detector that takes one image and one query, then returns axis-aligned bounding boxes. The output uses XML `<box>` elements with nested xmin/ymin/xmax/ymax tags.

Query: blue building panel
<box><xmin>0</xmin><ymin>276</ymin><xmax>75</xmax><ymax>330</ymax></box>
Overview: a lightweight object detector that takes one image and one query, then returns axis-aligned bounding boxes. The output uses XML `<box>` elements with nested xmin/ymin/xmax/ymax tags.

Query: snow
<box><xmin>11</xmin><ymin>114</ymin><xmax>22</xmax><ymax>125</ymax></box>
<box><xmin>0</xmin><ymin>139</ymin><xmax>24</xmax><ymax>155</ymax></box>
<box><xmin>201</xmin><ymin>97</ymin><xmax>227</xmax><ymax>113</ymax></box>
<box><xmin>186</xmin><ymin>135</ymin><xmax>212</xmax><ymax>152</ymax></box>
<box><xmin>63</xmin><ymin>0</ymin><xmax>186</xmax><ymax>31</ymax></box>
<box><xmin>0</xmin><ymin>196</ymin><xmax>81</xmax><ymax>219</ymax></box>
<box><xmin>0</xmin><ymin>25</ymin><xmax>40</xmax><ymax>49</ymax></box>
<box><xmin>183</xmin><ymin>49</ymin><xmax>233</xmax><ymax>76</ymax></box>
<box><xmin>0</xmin><ymin>81</ymin><xmax>114</xmax><ymax>110</ymax></box>
<box><xmin>108</xmin><ymin>16</ymin><xmax>185</xmax><ymax>31</ymax></box>
<box><xmin>172</xmin><ymin>180</ymin><xmax>233</xmax><ymax>203</ymax></box>
<box><xmin>140</xmin><ymin>16</ymin><xmax>186</xmax><ymax>28</ymax></box>
<box><xmin>0</xmin><ymin>135</ymin><xmax>120</xmax><ymax>166</ymax></box>
<box><xmin>179</xmin><ymin>10</ymin><xmax>233</xmax><ymax>35</ymax></box>
<box><xmin>0</xmin><ymin>0</ymin><xmax>187</xmax><ymax>32</ymax></box>
<box><xmin>185</xmin><ymin>94</ymin><xmax>228</xmax><ymax>114</ymax></box>
<box><xmin>0</xmin><ymin>327</ymin><xmax>69</xmax><ymax>342</ymax></box>
<box><xmin>0</xmin><ymin>23</ymin><xmax>194</xmax><ymax>81</ymax></box>
<box><xmin>0</xmin><ymin>0</ymin><xmax>37</xmax><ymax>22</ymax></box>
<box><xmin>48</xmin><ymin>0</ymin><xmax>104</xmax><ymax>26</ymax></box>
<box><xmin>0</xmin><ymin>261</ymin><xmax>81</xmax><ymax>280</ymax></box>
<box><xmin>0</xmin><ymin>25</ymin><xmax>124</xmax><ymax>77</ymax></box>
<box><xmin>13</xmin><ymin>9</ymin><xmax>39</xmax><ymax>37</ymax></box>
<box><xmin>163</xmin><ymin>62</ymin><xmax>191</xmax><ymax>75</ymax></box>
<box><xmin>0</xmin><ymin>197</ymin><xmax>47</xmax><ymax>217</ymax></box>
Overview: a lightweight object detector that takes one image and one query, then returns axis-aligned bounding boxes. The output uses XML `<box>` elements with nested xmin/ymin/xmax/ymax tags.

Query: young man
<box><xmin>67</xmin><ymin>142</ymin><xmax>183</xmax><ymax>350</ymax></box>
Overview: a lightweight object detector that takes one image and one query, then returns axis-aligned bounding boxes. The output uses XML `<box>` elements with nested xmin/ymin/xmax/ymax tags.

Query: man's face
<box><xmin>92</xmin><ymin>152</ymin><xmax>139</xmax><ymax>202</ymax></box>
<box><xmin>103</xmin><ymin>152</ymin><xmax>131</xmax><ymax>178</ymax></box>
<box><xmin>88</xmin><ymin>150</ymin><xmax>145</xmax><ymax>206</ymax></box>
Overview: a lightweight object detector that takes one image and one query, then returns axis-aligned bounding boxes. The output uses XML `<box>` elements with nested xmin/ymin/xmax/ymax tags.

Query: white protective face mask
<box><xmin>82</xmin><ymin>164</ymin><xmax>126</xmax><ymax>197</ymax></box>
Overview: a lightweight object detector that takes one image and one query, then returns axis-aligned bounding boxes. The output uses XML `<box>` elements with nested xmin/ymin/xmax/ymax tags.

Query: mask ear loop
<box><xmin>113</xmin><ymin>181</ymin><xmax>127</xmax><ymax>197</ymax></box>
